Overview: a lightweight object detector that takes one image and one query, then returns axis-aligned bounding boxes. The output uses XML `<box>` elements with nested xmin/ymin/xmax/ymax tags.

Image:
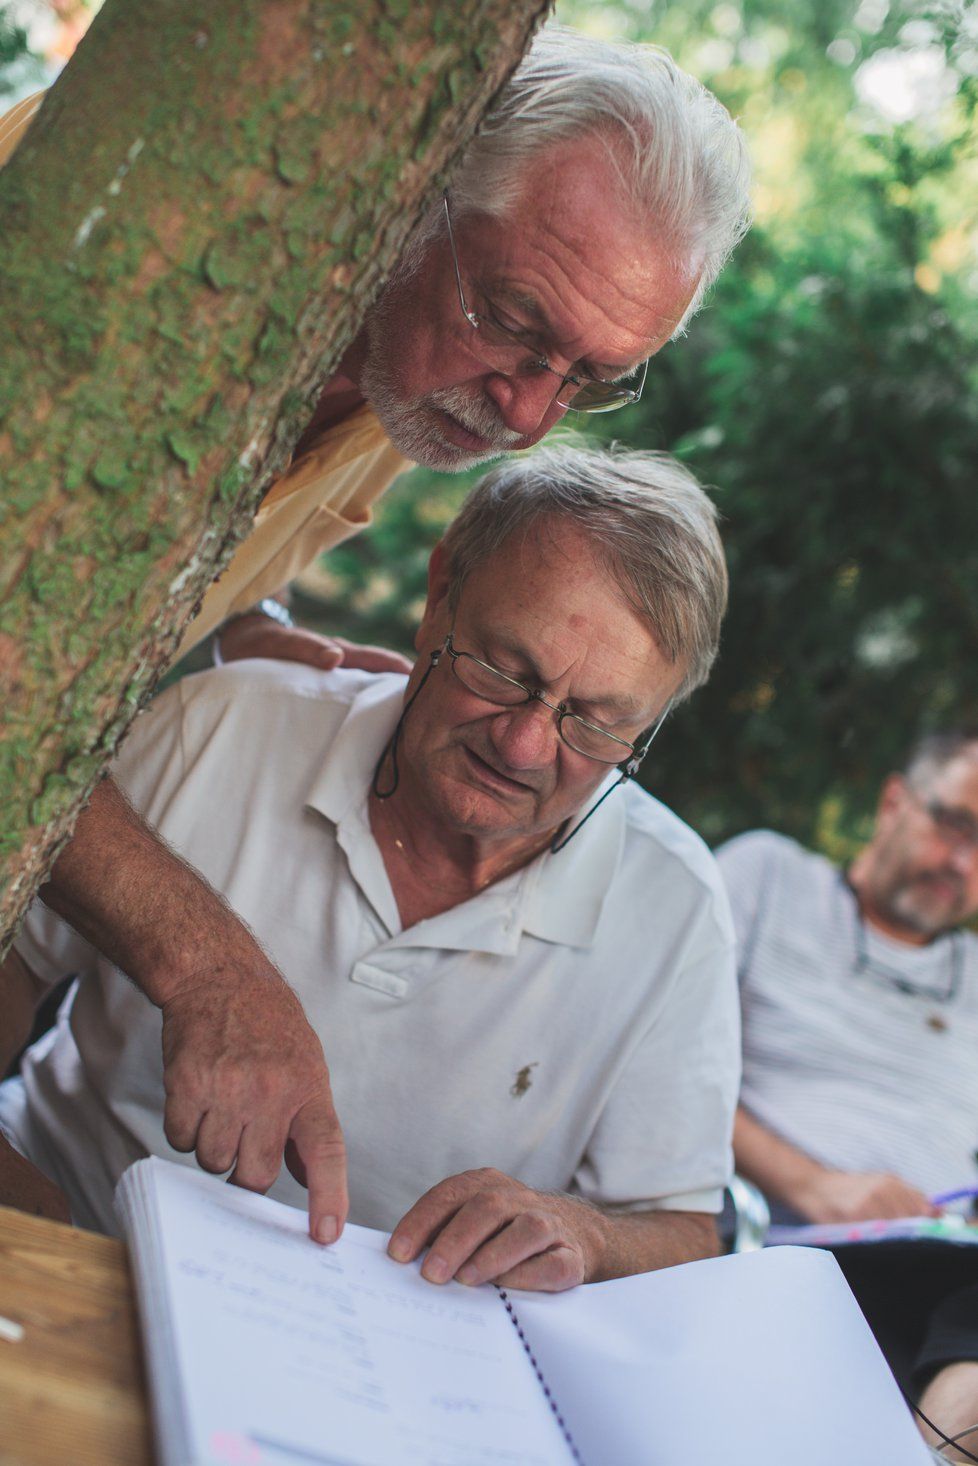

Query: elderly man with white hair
<box><xmin>1</xmin><ymin>445</ymin><xmax>739</xmax><ymax>1291</ymax></box>
<box><xmin>1</xmin><ymin>26</ymin><xmax>750</xmax><ymax>1240</ymax></box>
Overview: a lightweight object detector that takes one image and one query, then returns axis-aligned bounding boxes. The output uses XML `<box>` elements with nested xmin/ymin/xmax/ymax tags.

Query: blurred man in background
<box><xmin>719</xmin><ymin>731</ymin><xmax>978</xmax><ymax>1458</ymax></box>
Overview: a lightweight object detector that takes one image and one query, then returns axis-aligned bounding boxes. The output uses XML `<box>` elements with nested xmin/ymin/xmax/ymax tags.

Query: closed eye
<box><xmin>480</xmin><ymin>292</ymin><xmax>599</xmax><ymax>386</ymax></box>
<box><xmin>487</xmin><ymin>303</ymin><xmax>534</xmax><ymax>338</ymax></box>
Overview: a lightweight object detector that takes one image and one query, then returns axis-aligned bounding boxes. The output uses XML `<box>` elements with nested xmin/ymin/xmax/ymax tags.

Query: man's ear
<box><xmin>414</xmin><ymin>541</ymin><xmax>452</xmax><ymax>655</ymax></box>
<box><xmin>875</xmin><ymin>773</ymin><xmax>908</xmax><ymax>830</ymax></box>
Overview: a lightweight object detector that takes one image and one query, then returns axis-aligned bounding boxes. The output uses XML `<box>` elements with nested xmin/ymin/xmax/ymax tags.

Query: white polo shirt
<box><xmin>4</xmin><ymin>662</ymin><xmax>739</xmax><ymax>1235</ymax></box>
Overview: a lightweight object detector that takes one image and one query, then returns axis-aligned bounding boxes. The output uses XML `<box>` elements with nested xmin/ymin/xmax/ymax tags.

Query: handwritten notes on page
<box><xmin>117</xmin><ymin>1159</ymin><xmax>570</xmax><ymax>1466</ymax></box>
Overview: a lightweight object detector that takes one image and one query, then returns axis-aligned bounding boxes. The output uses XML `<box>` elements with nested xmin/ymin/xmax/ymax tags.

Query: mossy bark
<box><xmin>0</xmin><ymin>0</ymin><xmax>551</xmax><ymax>949</ymax></box>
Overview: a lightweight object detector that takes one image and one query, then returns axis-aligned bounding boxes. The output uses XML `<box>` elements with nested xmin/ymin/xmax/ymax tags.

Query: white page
<box><xmin>511</xmin><ymin>1246</ymin><xmax>934</xmax><ymax>1466</ymax></box>
<box><xmin>127</xmin><ymin>1161</ymin><xmax>571</xmax><ymax>1466</ymax></box>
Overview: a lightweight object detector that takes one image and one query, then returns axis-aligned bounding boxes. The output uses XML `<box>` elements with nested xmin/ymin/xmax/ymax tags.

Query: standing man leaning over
<box><xmin>1</xmin><ymin>28</ymin><xmax>750</xmax><ymax>1238</ymax></box>
<box><xmin>718</xmin><ymin>733</ymin><xmax>978</xmax><ymax>1458</ymax></box>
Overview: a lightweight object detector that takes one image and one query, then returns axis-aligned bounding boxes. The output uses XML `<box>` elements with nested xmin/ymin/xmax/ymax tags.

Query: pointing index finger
<box><xmin>288</xmin><ymin>1094</ymin><xmax>349</xmax><ymax>1245</ymax></box>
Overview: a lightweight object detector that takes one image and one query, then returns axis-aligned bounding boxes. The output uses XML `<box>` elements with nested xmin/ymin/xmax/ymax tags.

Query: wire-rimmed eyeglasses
<box><xmin>442</xmin><ymin>194</ymin><xmax>649</xmax><ymax>415</ymax></box>
<box><xmin>905</xmin><ymin>783</ymin><xmax>978</xmax><ymax>860</ymax></box>
<box><xmin>444</xmin><ymin>633</ymin><xmax>646</xmax><ymax>765</ymax></box>
<box><xmin>372</xmin><ymin>632</ymin><xmax>671</xmax><ymax>851</ymax></box>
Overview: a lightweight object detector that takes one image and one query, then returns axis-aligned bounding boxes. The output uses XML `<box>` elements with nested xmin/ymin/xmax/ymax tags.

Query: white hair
<box><xmin>441</xmin><ymin>442</ymin><xmax>729</xmax><ymax>703</ymax></box>
<box><xmin>407</xmin><ymin>25</ymin><xmax>752</xmax><ymax>331</ymax></box>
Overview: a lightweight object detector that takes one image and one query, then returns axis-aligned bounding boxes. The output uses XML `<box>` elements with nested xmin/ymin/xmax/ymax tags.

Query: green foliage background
<box><xmin>0</xmin><ymin>4</ymin><xmax>48</xmax><ymax>99</ymax></box>
<box><xmin>297</xmin><ymin>0</ymin><xmax>978</xmax><ymax>855</ymax></box>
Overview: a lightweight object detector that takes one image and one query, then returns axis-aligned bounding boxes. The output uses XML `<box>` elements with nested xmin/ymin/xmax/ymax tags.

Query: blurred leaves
<box><xmin>0</xmin><ymin>9</ymin><xmax>34</xmax><ymax>94</ymax></box>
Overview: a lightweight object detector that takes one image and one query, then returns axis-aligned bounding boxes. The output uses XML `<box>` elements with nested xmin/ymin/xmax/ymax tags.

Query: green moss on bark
<box><xmin>0</xmin><ymin>0</ymin><xmax>551</xmax><ymax>950</ymax></box>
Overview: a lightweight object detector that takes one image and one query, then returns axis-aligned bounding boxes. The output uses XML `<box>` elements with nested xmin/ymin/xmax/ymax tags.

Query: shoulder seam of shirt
<box><xmin>622</xmin><ymin>804</ymin><xmax>731</xmax><ymax>924</ymax></box>
<box><xmin>177</xmin><ymin>665</ymin><xmax>377</xmax><ymax>710</ymax></box>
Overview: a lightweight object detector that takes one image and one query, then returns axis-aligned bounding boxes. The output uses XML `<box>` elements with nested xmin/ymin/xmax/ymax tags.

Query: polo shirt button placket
<box><xmin>349</xmin><ymin>961</ymin><xmax>409</xmax><ymax>1000</ymax></box>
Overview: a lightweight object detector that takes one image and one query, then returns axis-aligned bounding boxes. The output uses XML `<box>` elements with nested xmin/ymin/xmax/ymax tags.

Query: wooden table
<box><xmin>0</xmin><ymin>1205</ymin><xmax>152</xmax><ymax>1466</ymax></box>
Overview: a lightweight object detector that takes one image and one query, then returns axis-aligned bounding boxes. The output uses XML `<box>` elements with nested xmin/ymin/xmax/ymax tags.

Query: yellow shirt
<box><xmin>1</xmin><ymin>92</ymin><xmax>411</xmax><ymax>657</ymax></box>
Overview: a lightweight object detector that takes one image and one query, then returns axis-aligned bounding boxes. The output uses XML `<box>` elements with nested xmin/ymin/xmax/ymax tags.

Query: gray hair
<box><xmin>410</xmin><ymin>25</ymin><xmax>751</xmax><ymax>330</ymax></box>
<box><xmin>904</xmin><ymin>729</ymin><xmax>978</xmax><ymax>790</ymax></box>
<box><xmin>440</xmin><ymin>443</ymin><xmax>728</xmax><ymax>704</ymax></box>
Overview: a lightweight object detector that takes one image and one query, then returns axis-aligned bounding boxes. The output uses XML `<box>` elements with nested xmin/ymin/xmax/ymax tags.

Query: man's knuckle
<box><xmin>236</xmin><ymin>1161</ymin><xmax>279</xmax><ymax>1191</ymax></box>
<box><xmin>525</xmin><ymin>1211</ymin><xmax>555</xmax><ymax>1245</ymax></box>
<box><xmin>466</xmin><ymin>1167</ymin><xmax>499</xmax><ymax>1187</ymax></box>
<box><xmin>197</xmin><ymin>1151</ymin><xmax>233</xmax><ymax>1175</ymax></box>
<box><xmin>481</xmin><ymin>1187</ymin><xmax>511</xmax><ymax>1212</ymax></box>
<box><xmin>300</xmin><ymin>1134</ymin><xmax>347</xmax><ymax>1163</ymax></box>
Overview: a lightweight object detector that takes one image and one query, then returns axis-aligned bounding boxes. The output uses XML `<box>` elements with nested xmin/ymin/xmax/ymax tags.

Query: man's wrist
<box><xmin>213</xmin><ymin>599</ymin><xmax>295</xmax><ymax>666</ymax></box>
<box><xmin>781</xmin><ymin>1161</ymin><xmax>835</xmax><ymax>1217</ymax></box>
<box><xmin>558</xmin><ymin>1193</ymin><xmax>613</xmax><ymax>1280</ymax></box>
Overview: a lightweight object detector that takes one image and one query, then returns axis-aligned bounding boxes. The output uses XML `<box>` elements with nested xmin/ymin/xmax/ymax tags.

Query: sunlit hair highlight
<box><xmin>401</xmin><ymin>24</ymin><xmax>752</xmax><ymax>332</ymax></box>
<box><xmin>903</xmin><ymin>729</ymin><xmax>978</xmax><ymax>792</ymax></box>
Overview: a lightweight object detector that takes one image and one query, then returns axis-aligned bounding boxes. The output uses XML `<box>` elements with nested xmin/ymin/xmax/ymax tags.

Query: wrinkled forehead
<box><xmin>450</xmin><ymin>520</ymin><xmax>679</xmax><ymax>701</ymax></box>
<box><xmin>453</xmin><ymin>138</ymin><xmax>702</xmax><ymax>347</ymax></box>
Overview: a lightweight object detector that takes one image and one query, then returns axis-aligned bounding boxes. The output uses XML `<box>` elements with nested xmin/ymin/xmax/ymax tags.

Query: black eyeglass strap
<box><xmin>372</xmin><ymin>646</ymin><xmax>443</xmax><ymax>800</ymax></box>
<box><xmin>549</xmin><ymin>707</ymin><xmax>670</xmax><ymax>854</ymax></box>
<box><xmin>550</xmin><ymin>769</ymin><xmax>632</xmax><ymax>852</ymax></box>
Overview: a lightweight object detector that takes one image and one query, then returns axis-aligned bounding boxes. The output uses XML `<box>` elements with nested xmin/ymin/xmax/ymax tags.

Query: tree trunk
<box><xmin>0</xmin><ymin>0</ymin><xmax>550</xmax><ymax>950</ymax></box>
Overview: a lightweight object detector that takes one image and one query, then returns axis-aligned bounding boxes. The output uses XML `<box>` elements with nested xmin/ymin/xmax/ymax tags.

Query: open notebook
<box><xmin>116</xmin><ymin>1158</ymin><xmax>932</xmax><ymax>1466</ymax></box>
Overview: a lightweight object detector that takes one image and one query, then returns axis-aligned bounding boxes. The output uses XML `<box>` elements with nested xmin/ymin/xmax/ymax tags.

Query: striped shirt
<box><xmin>717</xmin><ymin>830</ymin><xmax>978</xmax><ymax>1197</ymax></box>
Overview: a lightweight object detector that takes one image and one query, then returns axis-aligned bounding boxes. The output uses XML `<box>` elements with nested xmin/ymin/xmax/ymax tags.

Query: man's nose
<box><xmin>489</xmin><ymin>699</ymin><xmax>560</xmax><ymax>770</ymax></box>
<box><xmin>482</xmin><ymin>370</ymin><xmax>565</xmax><ymax>439</ymax></box>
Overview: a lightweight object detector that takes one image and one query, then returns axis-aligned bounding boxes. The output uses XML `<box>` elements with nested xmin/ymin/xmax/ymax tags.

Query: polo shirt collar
<box><xmin>304</xmin><ymin>674</ymin><xmax>628</xmax><ymax>952</ymax></box>
<box><xmin>304</xmin><ymin>672</ymin><xmax>403</xmax><ymax>828</ymax></box>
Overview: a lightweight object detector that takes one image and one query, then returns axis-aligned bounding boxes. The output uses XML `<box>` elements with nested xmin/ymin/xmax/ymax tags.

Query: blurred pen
<box><xmin>930</xmin><ymin>1187</ymin><xmax>978</xmax><ymax>1207</ymax></box>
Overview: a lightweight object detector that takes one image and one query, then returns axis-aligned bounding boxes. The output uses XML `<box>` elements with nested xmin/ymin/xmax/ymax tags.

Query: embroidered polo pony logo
<box><xmin>510</xmin><ymin>1062</ymin><xmax>539</xmax><ymax>1098</ymax></box>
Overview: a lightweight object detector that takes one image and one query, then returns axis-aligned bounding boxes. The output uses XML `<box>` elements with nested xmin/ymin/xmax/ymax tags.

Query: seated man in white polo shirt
<box><xmin>0</xmin><ymin>444</ymin><xmax>738</xmax><ymax>1293</ymax></box>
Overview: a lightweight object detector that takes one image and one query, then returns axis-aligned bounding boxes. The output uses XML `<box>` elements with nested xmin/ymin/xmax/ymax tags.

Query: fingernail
<box><xmin>315</xmin><ymin>1215</ymin><xmax>338</xmax><ymax>1245</ymax></box>
<box><xmin>388</xmin><ymin>1235</ymin><xmax>411</xmax><ymax>1262</ymax></box>
<box><xmin>422</xmin><ymin>1254</ymin><xmax>450</xmax><ymax>1284</ymax></box>
<box><xmin>456</xmin><ymin>1263</ymin><xmax>478</xmax><ymax>1286</ymax></box>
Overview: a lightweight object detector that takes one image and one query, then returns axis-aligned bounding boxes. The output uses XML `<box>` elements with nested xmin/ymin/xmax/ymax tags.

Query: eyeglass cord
<box><xmin>549</xmin><ymin>770</ymin><xmax>632</xmax><ymax>852</ymax></box>
<box><xmin>371</xmin><ymin>647</ymin><xmax>442</xmax><ymax>801</ymax></box>
<box><xmin>842</xmin><ymin>869</ymin><xmax>964</xmax><ymax>1003</ymax></box>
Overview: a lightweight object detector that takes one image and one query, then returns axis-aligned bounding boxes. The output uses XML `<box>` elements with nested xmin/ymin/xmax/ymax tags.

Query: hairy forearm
<box><xmin>40</xmin><ymin>776</ymin><xmax>261</xmax><ymax>1005</ymax></box>
<box><xmin>37</xmin><ymin>780</ymin><xmax>347</xmax><ymax>1240</ymax></box>
<box><xmin>733</xmin><ymin>1105</ymin><xmax>825</xmax><ymax>1213</ymax></box>
<box><xmin>593</xmin><ymin>1205</ymin><xmax>719</xmax><ymax>1281</ymax></box>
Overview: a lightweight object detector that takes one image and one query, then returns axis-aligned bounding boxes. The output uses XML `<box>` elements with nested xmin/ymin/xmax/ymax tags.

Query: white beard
<box><xmin>359</xmin><ymin>299</ymin><xmax>523</xmax><ymax>472</ymax></box>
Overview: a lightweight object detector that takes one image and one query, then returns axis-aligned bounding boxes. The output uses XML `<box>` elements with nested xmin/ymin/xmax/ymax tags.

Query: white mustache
<box><xmin>429</xmin><ymin>387</ymin><xmax>524</xmax><ymax>450</ymax></box>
